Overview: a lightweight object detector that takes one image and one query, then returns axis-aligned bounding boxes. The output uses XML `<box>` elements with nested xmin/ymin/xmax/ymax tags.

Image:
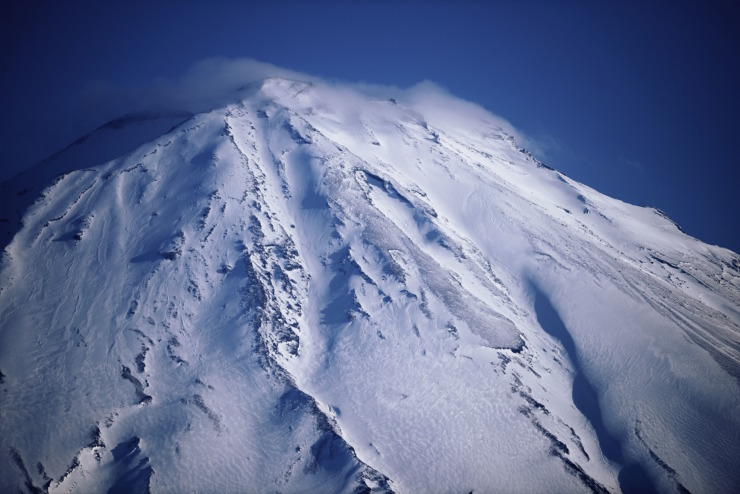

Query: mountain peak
<box><xmin>1</xmin><ymin>75</ymin><xmax>738</xmax><ymax>494</ymax></box>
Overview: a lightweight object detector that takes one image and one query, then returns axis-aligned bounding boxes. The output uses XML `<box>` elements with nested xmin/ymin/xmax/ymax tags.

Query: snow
<box><xmin>1</xmin><ymin>76</ymin><xmax>738</xmax><ymax>493</ymax></box>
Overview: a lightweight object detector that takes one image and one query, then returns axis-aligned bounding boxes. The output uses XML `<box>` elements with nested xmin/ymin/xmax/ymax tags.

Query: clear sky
<box><xmin>1</xmin><ymin>0</ymin><xmax>738</xmax><ymax>253</ymax></box>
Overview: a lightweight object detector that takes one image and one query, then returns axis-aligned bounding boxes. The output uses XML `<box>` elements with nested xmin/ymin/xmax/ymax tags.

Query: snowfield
<box><xmin>1</xmin><ymin>76</ymin><xmax>738</xmax><ymax>493</ymax></box>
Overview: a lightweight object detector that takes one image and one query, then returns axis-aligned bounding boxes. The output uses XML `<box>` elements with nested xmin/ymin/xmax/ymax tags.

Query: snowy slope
<box><xmin>0</xmin><ymin>112</ymin><xmax>193</xmax><ymax>252</ymax></box>
<box><xmin>1</xmin><ymin>77</ymin><xmax>738</xmax><ymax>494</ymax></box>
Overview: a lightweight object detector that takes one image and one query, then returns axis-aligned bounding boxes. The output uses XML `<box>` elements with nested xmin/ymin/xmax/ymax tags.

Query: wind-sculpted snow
<box><xmin>1</xmin><ymin>77</ymin><xmax>739</xmax><ymax>493</ymax></box>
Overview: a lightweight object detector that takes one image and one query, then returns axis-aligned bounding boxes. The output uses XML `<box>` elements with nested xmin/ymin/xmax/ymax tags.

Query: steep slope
<box><xmin>1</xmin><ymin>77</ymin><xmax>738</xmax><ymax>494</ymax></box>
<box><xmin>0</xmin><ymin>112</ymin><xmax>193</xmax><ymax>252</ymax></box>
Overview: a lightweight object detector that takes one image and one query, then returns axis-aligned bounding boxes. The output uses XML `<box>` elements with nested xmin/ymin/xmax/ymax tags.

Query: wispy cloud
<box><xmin>516</xmin><ymin>132</ymin><xmax>565</xmax><ymax>162</ymax></box>
<box><xmin>75</xmin><ymin>58</ymin><xmax>314</xmax><ymax>120</ymax></box>
<box><xmin>617</xmin><ymin>155</ymin><xmax>645</xmax><ymax>174</ymax></box>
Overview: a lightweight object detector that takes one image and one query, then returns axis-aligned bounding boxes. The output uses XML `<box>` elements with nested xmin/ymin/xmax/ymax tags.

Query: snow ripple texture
<box><xmin>0</xmin><ymin>78</ymin><xmax>738</xmax><ymax>493</ymax></box>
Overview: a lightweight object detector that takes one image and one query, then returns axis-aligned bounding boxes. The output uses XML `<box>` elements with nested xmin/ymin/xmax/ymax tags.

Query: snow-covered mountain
<box><xmin>1</xmin><ymin>76</ymin><xmax>738</xmax><ymax>494</ymax></box>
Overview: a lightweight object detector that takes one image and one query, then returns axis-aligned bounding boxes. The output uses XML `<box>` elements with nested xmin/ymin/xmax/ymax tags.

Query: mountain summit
<box><xmin>1</xmin><ymin>77</ymin><xmax>738</xmax><ymax>493</ymax></box>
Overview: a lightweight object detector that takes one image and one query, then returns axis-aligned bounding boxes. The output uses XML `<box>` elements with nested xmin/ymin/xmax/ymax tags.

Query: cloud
<box><xmin>617</xmin><ymin>156</ymin><xmax>645</xmax><ymax>174</ymax></box>
<box><xmin>2</xmin><ymin>58</ymin><xmax>319</xmax><ymax>181</ymax></box>
<box><xmin>75</xmin><ymin>58</ymin><xmax>315</xmax><ymax>121</ymax></box>
<box><xmin>518</xmin><ymin>133</ymin><xmax>565</xmax><ymax>161</ymax></box>
<box><xmin>387</xmin><ymin>79</ymin><xmax>556</xmax><ymax>162</ymax></box>
<box><xmin>401</xmin><ymin>80</ymin><xmax>522</xmax><ymax>138</ymax></box>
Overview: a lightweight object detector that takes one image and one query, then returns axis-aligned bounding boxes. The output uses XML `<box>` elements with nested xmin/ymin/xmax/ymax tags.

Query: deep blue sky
<box><xmin>1</xmin><ymin>1</ymin><xmax>738</xmax><ymax>252</ymax></box>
